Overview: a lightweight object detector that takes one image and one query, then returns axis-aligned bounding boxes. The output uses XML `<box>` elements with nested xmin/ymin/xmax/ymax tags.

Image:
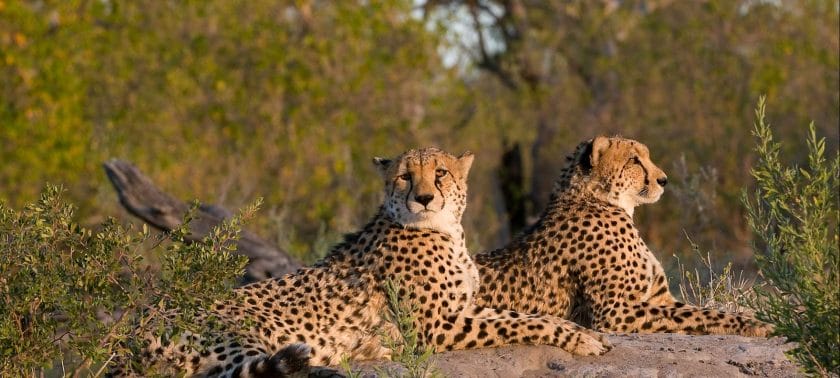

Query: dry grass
<box><xmin>674</xmin><ymin>239</ymin><xmax>758</xmax><ymax>314</ymax></box>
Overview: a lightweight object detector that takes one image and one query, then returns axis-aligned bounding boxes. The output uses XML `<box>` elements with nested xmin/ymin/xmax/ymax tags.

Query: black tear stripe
<box><xmin>404</xmin><ymin>177</ymin><xmax>414</xmax><ymax>209</ymax></box>
<box><xmin>435</xmin><ymin>179</ymin><xmax>445</xmax><ymax>210</ymax></box>
<box><xmin>639</xmin><ymin>161</ymin><xmax>650</xmax><ymax>186</ymax></box>
<box><xmin>435</xmin><ymin>159</ymin><xmax>447</xmax><ymax>210</ymax></box>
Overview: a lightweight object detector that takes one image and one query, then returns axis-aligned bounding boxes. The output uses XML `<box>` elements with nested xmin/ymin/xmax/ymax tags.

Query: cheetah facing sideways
<box><xmin>111</xmin><ymin>147</ymin><xmax>609</xmax><ymax>378</ymax></box>
<box><xmin>475</xmin><ymin>136</ymin><xmax>773</xmax><ymax>336</ymax></box>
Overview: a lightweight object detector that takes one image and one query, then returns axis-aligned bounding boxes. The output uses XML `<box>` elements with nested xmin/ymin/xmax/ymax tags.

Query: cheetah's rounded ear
<box><xmin>373</xmin><ymin>157</ymin><xmax>392</xmax><ymax>177</ymax></box>
<box><xmin>590</xmin><ymin>136</ymin><xmax>610</xmax><ymax>168</ymax></box>
<box><xmin>457</xmin><ymin>151</ymin><xmax>475</xmax><ymax>178</ymax></box>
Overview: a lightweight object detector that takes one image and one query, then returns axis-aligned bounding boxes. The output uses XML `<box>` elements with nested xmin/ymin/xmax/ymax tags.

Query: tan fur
<box><xmin>475</xmin><ymin>137</ymin><xmax>773</xmax><ymax>337</ymax></box>
<box><xmin>111</xmin><ymin>147</ymin><xmax>610</xmax><ymax>378</ymax></box>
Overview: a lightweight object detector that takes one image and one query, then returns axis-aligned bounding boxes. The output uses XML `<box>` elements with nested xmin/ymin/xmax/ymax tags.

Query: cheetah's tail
<box><xmin>266</xmin><ymin>343</ymin><xmax>312</xmax><ymax>376</ymax></box>
<box><xmin>247</xmin><ymin>343</ymin><xmax>312</xmax><ymax>377</ymax></box>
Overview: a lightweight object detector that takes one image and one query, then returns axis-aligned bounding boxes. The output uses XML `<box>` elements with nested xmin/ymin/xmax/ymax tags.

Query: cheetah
<box><xmin>475</xmin><ymin>136</ymin><xmax>773</xmax><ymax>336</ymax></box>
<box><xmin>111</xmin><ymin>147</ymin><xmax>609</xmax><ymax>377</ymax></box>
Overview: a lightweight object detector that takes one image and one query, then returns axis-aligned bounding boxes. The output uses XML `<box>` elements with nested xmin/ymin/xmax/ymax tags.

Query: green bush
<box><xmin>0</xmin><ymin>185</ymin><xmax>249</xmax><ymax>376</ymax></box>
<box><xmin>744</xmin><ymin>98</ymin><xmax>839</xmax><ymax>376</ymax></box>
<box><xmin>380</xmin><ymin>279</ymin><xmax>439</xmax><ymax>378</ymax></box>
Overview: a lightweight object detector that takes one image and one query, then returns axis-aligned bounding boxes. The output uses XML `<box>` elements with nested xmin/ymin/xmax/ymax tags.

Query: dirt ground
<box><xmin>340</xmin><ymin>334</ymin><xmax>801</xmax><ymax>378</ymax></box>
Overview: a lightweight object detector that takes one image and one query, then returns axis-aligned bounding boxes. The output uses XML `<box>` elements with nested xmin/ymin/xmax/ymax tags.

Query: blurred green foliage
<box><xmin>0</xmin><ymin>0</ymin><xmax>837</xmax><ymax>266</ymax></box>
<box><xmin>0</xmin><ymin>185</ymin><xmax>249</xmax><ymax>376</ymax></box>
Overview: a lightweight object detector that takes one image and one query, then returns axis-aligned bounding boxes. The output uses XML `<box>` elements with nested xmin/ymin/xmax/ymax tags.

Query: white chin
<box><xmin>635</xmin><ymin>187</ymin><xmax>664</xmax><ymax>204</ymax></box>
<box><xmin>405</xmin><ymin>211</ymin><xmax>434</xmax><ymax>223</ymax></box>
<box><xmin>400</xmin><ymin>210</ymin><xmax>460</xmax><ymax>237</ymax></box>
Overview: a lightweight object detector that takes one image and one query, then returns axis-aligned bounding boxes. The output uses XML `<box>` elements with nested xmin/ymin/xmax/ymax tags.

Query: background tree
<box><xmin>1</xmin><ymin>0</ymin><xmax>837</xmax><ymax>273</ymax></box>
<box><xmin>420</xmin><ymin>0</ymin><xmax>838</xmax><ymax>266</ymax></box>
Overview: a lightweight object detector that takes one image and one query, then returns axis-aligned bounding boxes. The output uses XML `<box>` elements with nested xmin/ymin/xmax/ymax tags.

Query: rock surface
<box><xmin>342</xmin><ymin>334</ymin><xmax>801</xmax><ymax>378</ymax></box>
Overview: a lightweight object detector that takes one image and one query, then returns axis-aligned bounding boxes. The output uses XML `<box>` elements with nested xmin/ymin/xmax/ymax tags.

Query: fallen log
<box><xmin>103</xmin><ymin>159</ymin><xmax>301</xmax><ymax>285</ymax></box>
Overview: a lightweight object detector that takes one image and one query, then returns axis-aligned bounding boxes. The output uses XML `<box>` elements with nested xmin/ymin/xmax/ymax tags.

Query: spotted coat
<box><xmin>111</xmin><ymin>147</ymin><xmax>610</xmax><ymax>378</ymax></box>
<box><xmin>475</xmin><ymin>136</ymin><xmax>773</xmax><ymax>337</ymax></box>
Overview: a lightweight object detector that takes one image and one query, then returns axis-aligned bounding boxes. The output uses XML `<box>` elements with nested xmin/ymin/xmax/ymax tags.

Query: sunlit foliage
<box><xmin>1</xmin><ymin>0</ymin><xmax>837</xmax><ymax>266</ymax></box>
<box><xmin>744</xmin><ymin>98</ymin><xmax>839</xmax><ymax>376</ymax></box>
<box><xmin>0</xmin><ymin>185</ymin><xmax>248</xmax><ymax>376</ymax></box>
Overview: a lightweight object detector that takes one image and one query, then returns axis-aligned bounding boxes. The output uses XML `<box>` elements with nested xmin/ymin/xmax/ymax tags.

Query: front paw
<box><xmin>578</xmin><ymin>326</ymin><xmax>612</xmax><ymax>349</ymax></box>
<box><xmin>565</xmin><ymin>331</ymin><xmax>610</xmax><ymax>356</ymax></box>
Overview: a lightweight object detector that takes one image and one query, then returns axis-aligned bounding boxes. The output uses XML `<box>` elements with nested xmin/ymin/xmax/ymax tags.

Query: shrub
<box><xmin>743</xmin><ymin>97</ymin><xmax>839</xmax><ymax>376</ymax></box>
<box><xmin>380</xmin><ymin>278</ymin><xmax>439</xmax><ymax>378</ymax></box>
<box><xmin>0</xmin><ymin>185</ymin><xmax>249</xmax><ymax>376</ymax></box>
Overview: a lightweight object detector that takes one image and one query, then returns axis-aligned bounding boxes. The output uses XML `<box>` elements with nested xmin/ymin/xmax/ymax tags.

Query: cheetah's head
<box><xmin>374</xmin><ymin>147</ymin><xmax>474</xmax><ymax>237</ymax></box>
<box><xmin>555</xmin><ymin>136</ymin><xmax>667</xmax><ymax>217</ymax></box>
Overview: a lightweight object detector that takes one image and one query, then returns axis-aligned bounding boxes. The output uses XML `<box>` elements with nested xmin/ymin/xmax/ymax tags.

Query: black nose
<box><xmin>657</xmin><ymin>177</ymin><xmax>668</xmax><ymax>187</ymax></box>
<box><xmin>415</xmin><ymin>194</ymin><xmax>434</xmax><ymax>206</ymax></box>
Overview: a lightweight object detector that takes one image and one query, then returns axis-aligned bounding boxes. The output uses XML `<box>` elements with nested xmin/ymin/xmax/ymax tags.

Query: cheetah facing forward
<box><xmin>112</xmin><ymin>147</ymin><xmax>609</xmax><ymax>377</ymax></box>
<box><xmin>475</xmin><ymin>136</ymin><xmax>773</xmax><ymax>336</ymax></box>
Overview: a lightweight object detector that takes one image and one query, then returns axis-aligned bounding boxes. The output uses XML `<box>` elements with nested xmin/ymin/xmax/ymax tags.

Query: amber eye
<box><xmin>435</xmin><ymin>168</ymin><xmax>448</xmax><ymax>178</ymax></box>
<box><xmin>399</xmin><ymin>173</ymin><xmax>412</xmax><ymax>181</ymax></box>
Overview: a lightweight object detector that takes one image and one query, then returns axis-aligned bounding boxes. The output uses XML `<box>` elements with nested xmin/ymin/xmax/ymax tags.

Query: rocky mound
<box><xmin>342</xmin><ymin>334</ymin><xmax>799</xmax><ymax>377</ymax></box>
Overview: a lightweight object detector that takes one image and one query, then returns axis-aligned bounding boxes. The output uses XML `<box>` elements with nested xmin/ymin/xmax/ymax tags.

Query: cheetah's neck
<box><xmin>548</xmin><ymin>172</ymin><xmax>636</xmax><ymax>217</ymax></box>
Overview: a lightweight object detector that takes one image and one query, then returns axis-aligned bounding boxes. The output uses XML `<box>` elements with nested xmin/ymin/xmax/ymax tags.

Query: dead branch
<box><xmin>102</xmin><ymin>159</ymin><xmax>301</xmax><ymax>285</ymax></box>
